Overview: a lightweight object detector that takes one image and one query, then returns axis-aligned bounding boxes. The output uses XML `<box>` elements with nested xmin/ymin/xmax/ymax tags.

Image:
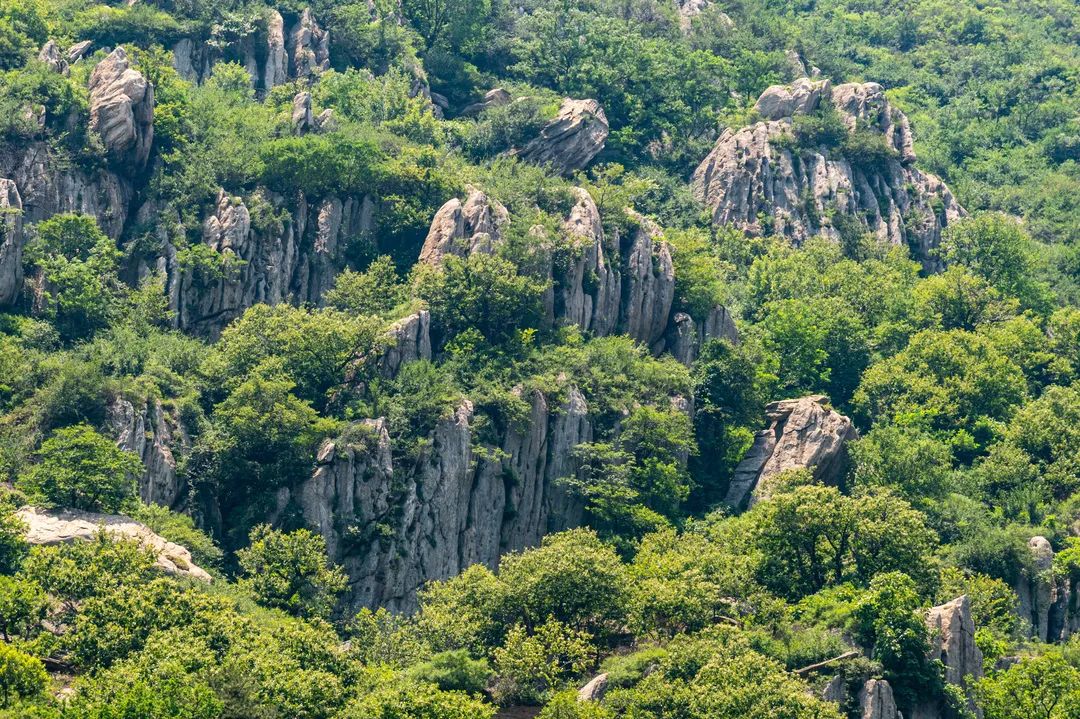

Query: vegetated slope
<box><xmin>0</xmin><ymin>0</ymin><xmax>1079</xmax><ymax>717</ymax></box>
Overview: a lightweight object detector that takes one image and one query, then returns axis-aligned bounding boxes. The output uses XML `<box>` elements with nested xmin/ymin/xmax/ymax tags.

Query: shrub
<box><xmin>491</xmin><ymin>619</ymin><xmax>592</xmax><ymax>705</ymax></box>
<box><xmin>237</xmin><ymin>525</ymin><xmax>348</xmax><ymax>619</ymax></box>
<box><xmin>406</xmin><ymin>650</ymin><xmax>491</xmax><ymax>693</ymax></box>
<box><xmin>0</xmin><ymin>642</ymin><xmax>47</xmax><ymax>708</ymax></box>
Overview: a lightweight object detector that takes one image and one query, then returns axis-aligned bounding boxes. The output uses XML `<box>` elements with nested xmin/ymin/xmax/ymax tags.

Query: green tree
<box><xmin>491</xmin><ymin>619</ymin><xmax>592</xmax><ymax>705</ymax></box>
<box><xmin>978</xmin><ymin>652</ymin><xmax>1080</xmax><ymax>719</ymax></box>
<box><xmin>0</xmin><ymin>0</ymin><xmax>47</xmax><ymax>71</ymax></box>
<box><xmin>17</xmin><ymin>424</ymin><xmax>141</xmax><ymax>513</ymax></box>
<box><xmin>0</xmin><ymin>575</ymin><xmax>46</xmax><ymax>641</ymax></box>
<box><xmin>325</xmin><ymin>256</ymin><xmax>407</xmax><ymax>316</ymax></box>
<box><xmin>237</xmin><ymin>524</ymin><xmax>348</xmax><ymax>619</ymax></box>
<box><xmin>26</xmin><ymin>214</ymin><xmax>128</xmax><ymax>342</ymax></box>
<box><xmin>0</xmin><ymin>642</ymin><xmax>47</xmax><ymax>708</ymax></box>
<box><xmin>0</xmin><ymin>501</ymin><xmax>27</xmax><ymax>573</ymax></box>
<box><xmin>339</xmin><ymin>680</ymin><xmax>496</xmax><ymax>719</ymax></box>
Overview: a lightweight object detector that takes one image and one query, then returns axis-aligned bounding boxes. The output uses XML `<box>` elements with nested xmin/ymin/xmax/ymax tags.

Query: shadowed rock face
<box><xmin>17</xmin><ymin>506</ymin><xmax>211</xmax><ymax>582</ymax></box>
<box><xmin>725</xmin><ymin>395</ymin><xmax>856</xmax><ymax>510</ymax></box>
<box><xmin>88</xmin><ymin>47</ymin><xmax>154</xmax><ymax>170</ymax></box>
<box><xmin>107</xmin><ymin>397</ymin><xmax>188</xmax><ymax>509</ymax></box>
<box><xmin>692</xmin><ymin>80</ymin><xmax>964</xmax><ymax>269</ymax></box>
<box><xmin>1014</xmin><ymin>535</ymin><xmax>1080</xmax><ymax>643</ymax></box>
<box><xmin>858</xmin><ymin>679</ymin><xmax>900</xmax><ymax>719</ymax></box>
<box><xmin>514</xmin><ymin>98</ymin><xmax>609</xmax><ymax>175</ymax></box>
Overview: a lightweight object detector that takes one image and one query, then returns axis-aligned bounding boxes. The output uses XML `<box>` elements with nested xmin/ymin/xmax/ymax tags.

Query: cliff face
<box><xmin>273</xmin><ymin>388</ymin><xmax>590</xmax><ymax>612</ymax></box>
<box><xmin>692</xmin><ymin>79</ymin><xmax>964</xmax><ymax>268</ymax></box>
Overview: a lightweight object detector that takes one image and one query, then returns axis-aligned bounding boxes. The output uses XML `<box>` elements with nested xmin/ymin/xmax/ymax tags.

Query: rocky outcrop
<box><xmin>514</xmin><ymin>99</ymin><xmax>609</xmax><ymax>175</ymax></box>
<box><xmin>692</xmin><ymin>80</ymin><xmax>964</xmax><ymax>268</ymax></box>
<box><xmin>107</xmin><ymin>396</ymin><xmax>188</xmax><ymax>509</ymax></box>
<box><xmin>157</xmin><ymin>189</ymin><xmax>374</xmax><ymax>336</ymax></box>
<box><xmin>858</xmin><ymin>679</ymin><xmax>900</xmax><ymax>719</ymax></box>
<box><xmin>621</xmin><ymin>211</ymin><xmax>675</xmax><ymax>349</ymax></box>
<box><xmin>380</xmin><ymin>310</ymin><xmax>432</xmax><ymax>377</ymax></box>
<box><xmin>38</xmin><ymin>40</ymin><xmax>68</xmax><ymax>75</ymax></box>
<box><xmin>0</xmin><ymin>179</ymin><xmax>24</xmax><ymax>307</ymax></box>
<box><xmin>263</xmin><ymin>10</ymin><xmax>288</xmax><ymax>89</ymax></box>
<box><xmin>1014</xmin><ymin>535</ymin><xmax>1080</xmax><ymax>643</ymax></box>
<box><xmin>278</xmin><ymin>387</ymin><xmax>589</xmax><ymax>611</ymax></box>
<box><xmin>461</xmin><ymin>88</ymin><xmax>512</xmax><ymax>117</ymax></box>
<box><xmin>67</xmin><ymin>40</ymin><xmax>93</xmax><ymax>64</ymax></box>
<box><xmin>88</xmin><ymin>47</ymin><xmax>154</xmax><ymax>170</ymax></box>
<box><xmin>16</xmin><ymin>506</ymin><xmax>211</xmax><ymax>582</ymax></box>
<box><xmin>578</xmin><ymin>674</ymin><xmax>609</xmax><ymax>702</ymax></box>
<box><xmin>288</xmin><ymin>8</ymin><xmax>330</xmax><ymax>80</ymax></box>
<box><xmin>419</xmin><ymin>187</ymin><xmax>508</xmax><ymax>265</ymax></box>
<box><xmin>663</xmin><ymin>306</ymin><xmax>739</xmax><ymax>366</ymax></box>
<box><xmin>555</xmin><ymin>188</ymin><xmax>621</xmax><ymax>336</ymax></box>
<box><xmin>916</xmin><ymin>595</ymin><xmax>983</xmax><ymax>719</ymax></box>
<box><xmin>0</xmin><ymin>144</ymin><xmax>132</xmax><ymax>241</ymax></box>
<box><xmin>171</xmin><ymin>8</ymin><xmax>327</xmax><ymax>90</ymax></box>
<box><xmin>725</xmin><ymin>395</ymin><xmax>856</xmax><ymax>509</ymax></box>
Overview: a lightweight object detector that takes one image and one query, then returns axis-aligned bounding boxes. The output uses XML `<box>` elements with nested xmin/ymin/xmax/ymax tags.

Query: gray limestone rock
<box><xmin>17</xmin><ymin>506</ymin><xmax>211</xmax><ymax>582</ymax></box>
<box><xmin>621</xmin><ymin>211</ymin><xmax>675</xmax><ymax>348</ymax></box>
<box><xmin>693</xmin><ymin>80</ymin><xmax>963</xmax><ymax>269</ymax></box>
<box><xmin>38</xmin><ymin>40</ymin><xmax>68</xmax><ymax>75</ymax></box>
<box><xmin>108</xmin><ymin>396</ymin><xmax>188</xmax><ymax>508</ymax></box>
<box><xmin>556</xmin><ymin>187</ymin><xmax>621</xmax><ymax>336</ymax></box>
<box><xmin>917</xmin><ymin>595</ymin><xmax>983</xmax><ymax>719</ymax></box>
<box><xmin>67</xmin><ymin>40</ymin><xmax>93</xmax><ymax>64</ymax></box>
<box><xmin>725</xmin><ymin>395</ymin><xmax>856</xmax><ymax>509</ymax></box>
<box><xmin>858</xmin><ymin>679</ymin><xmax>901</xmax><ymax>719</ymax></box>
<box><xmin>292</xmin><ymin>91</ymin><xmax>315</xmax><ymax>133</ymax></box>
<box><xmin>514</xmin><ymin>98</ymin><xmax>609</xmax><ymax>175</ymax></box>
<box><xmin>380</xmin><ymin>310</ymin><xmax>433</xmax><ymax>377</ymax></box>
<box><xmin>287</xmin><ymin>8</ymin><xmax>330</xmax><ymax>80</ymax></box>
<box><xmin>0</xmin><ymin>179</ymin><xmax>24</xmax><ymax>307</ymax></box>
<box><xmin>88</xmin><ymin>47</ymin><xmax>154</xmax><ymax>170</ymax></box>
<box><xmin>419</xmin><ymin>187</ymin><xmax>508</xmax><ymax>265</ymax></box>
<box><xmin>578</xmin><ymin>674</ymin><xmax>609</xmax><ymax>702</ymax></box>
<box><xmin>264</xmin><ymin>10</ymin><xmax>288</xmax><ymax>89</ymax></box>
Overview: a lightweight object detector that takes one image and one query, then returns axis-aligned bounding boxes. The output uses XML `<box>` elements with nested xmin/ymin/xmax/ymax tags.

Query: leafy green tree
<box><xmin>0</xmin><ymin>501</ymin><xmax>27</xmax><ymax>573</ymax></box>
<box><xmin>852</xmin><ymin>572</ymin><xmax>940</xmax><ymax>712</ymax></box>
<box><xmin>751</xmin><ymin>485</ymin><xmax>936</xmax><ymax>599</ymax></box>
<box><xmin>0</xmin><ymin>642</ymin><xmax>47</xmax><ymax>708</ymax></box>
<box><xmin>939</xmin><ymin>213</ymin><xmax>1050</xmax><ymax>311</ymax></box>
<box><xmin>850</xmin><ymin>426</ymin><xmax>954</xmax><ymax>508</ymax></box>
<box><xmin>913</xmin><ymin>266</ymin><xmax>1017</xmax><ymax>331</ymax></box>
<box><xmin>496</xmin><ymin>529</ymin><xmax>628</xmax><ymax>635</ymax></box>
<box><xmin>0</xmin><ymin>0</ymin><xmax>47</xmax><ymax>71</ymax></box>
<box><xmin>237</xmin><ymin>525</ymin><xmax>348</xmax><ymax>619</ymax></box>
<box><xmin>338</xmin><ymin>680</ymin><xmax>496</xmax><ymax>719</ymax></box>
<box><xmin>325</xmin><ymin>256</ymin><xmax>407</xmax><ymax>316</ymax></box>
<box><xmin>853</xmin><ymin>329</ymin><xmax>1027</xmax><ymax>457</ymax></box>
<box><xmin>414</xmin><ymin>253</ymin><xmax>548</xmax><ymax>346</ymax></box>
<box><xmin>26</xmin><ymin>214</ymin><xmax>128</xmax><ymax>342</ymax></box>
<box><xmin>17</xmin><ymin>424</ymin><xmax>141</xmax><ymax>513</ymax></box>
<box><xmin>491</xmin><ymin>619</ymin><xmax>592</xmax><ymax>705</ymax></box>
<box><xmin>978</xmin><ymin>652</ymin><xmax>1080</xmax><ymax>719</ymax></box>
<box><xmin>406</xmin><ymin>650</ymin><xmax>491</xmax><ymax>694</ymax></box>
<box><xmin>401</xmin><ymin>0</ymin><xmax>493</xmax><ymax>51</ymax></box>
<box><xmin>0</xmin><ymin>575</ymin><xmax>46</xmax><ymax>641</ymax></box>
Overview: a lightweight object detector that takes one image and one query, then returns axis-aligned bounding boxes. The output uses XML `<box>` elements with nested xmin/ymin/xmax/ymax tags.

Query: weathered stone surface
<box><xmin>88</xmin><ymin>47</ymin><xmax>154</xmax><ymax>169</ymax></box>
<box><xmin>622</xmin><ymin>211</ymin><xmax>675</xmax><ymax>348</ymax></box>
<box><xmin>692</xmin><ymin>80</ymin><xmax>964</xmax><ymax>269</ymax></box>
<box><xmin>16</xmin><ymin>506</ymin><xmax>211</xmax><ymax>582</ymax></box>
<box><xmin>578</xmin><ymin>674</ymin><xmax>609</xmax><ymax>702</ymax></box>
<box><xmin>38</xmin><ymin>40</ymin><xmax>68</xmax><ymax>75</ymax></box>
<box><xmin>278</xmin><ymin>386</ymin><xmax>589</xmax><ymax>612</ymax></box>
<box><xmin>514</xmin><ymin>98</ymin><xmax>609</xmax><ymax>175</ymax></box>
<box><xmin>0</xmin><ymin>179</ymin><xmax>24</xmax><ymax>307</ymax></box>
<box><xmin>1014</xmin><ymin>535</ymin><xmax>1080</xmax><ymax>643</ymax></box>
<box><xmin>264</xmin><ymin>10</ymin><xmax>288</xmax><ymax>88</ymax></box>
<box><xmin>419</xmin><ymin>187</ymin><xmax>508</xmax><ymax>265</ymax></box>
<box><xmin>664</xmin><ymin>304</ymin><xmax>738</xmax><ymax>365</ymax></box>
<box><xmin>754</xmin><ymin>78</ymin><xmax>830</xmax><ymax>120</ymax></box>
<box><xmin>159</xmin><ymin>189</ymin><xmax>374</xmax><ymax>336</ymax></box>
<box><xmin>107</xmin><ymin>396</ymin><xmax>187</xmax><ymax>508</ymax></box>
<box><xmin>380</xmin><ymin>310</ymin><xmax>432</xmax><ymax>377</ymax></box>
<box><xmin>67</xmin><ymin>40</ymin><xmax>93</xmax><ymax>64</ymax></box>
<box><xmin>556</xmin><ymin>187</ymin><xmax>621</xmax><ymax>336</ymax></box>
<box><xmin>858</xmin><ymin>679</ymin><xmax>900</xmax><ymax>719</ymax></box>
<box><xmin>461</xmin><ymin>87</ymin><xmax>512</xmax><ymax>116</ymax></box>
<box><xmin>287</xmin><ymin>8</ymin><xmax>330</xmax><ymax>79</ymax></box>
<box><xmin>0</xmin><ymin>144</ymin><xmax>132</xmax><ymax>240</ymax></box>
<box><xmin>292</xmin><ymin>91</ymin><xmax>314</xmax><ymax>133</ymax></box>
<box><xmin>725</xmin><ymin>395</ymin><xmax>856</xmax><ymax>509</ymax></box>
<box><xmin>917</xmin><ymin>595</ymin><xmax>983</xmax><ymax>719</ymax></box>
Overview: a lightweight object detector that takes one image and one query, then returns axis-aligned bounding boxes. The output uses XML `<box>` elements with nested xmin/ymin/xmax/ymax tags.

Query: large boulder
<box><xmin>38</xmin><ymin>40</ymin><xmax>68</xmax><ymax>75</ymax></box>
<box><xmin>858</xmin><ymin>679</ymin><xmax>900</xmax><ymax>719</ymax></box>
<box><xmin>916</xmin><ymin>595</ymin><xmax>983</xmax><ymax>719</ymax></box>
<box><xmin>16</xmin><ymin>506</ymin><xmax>211</xmax><ymax>582</ymax></box>
<box><xmin>88</xmin><ymin>47</ymin><xmax>154</xmax><ymax>170</ymax></box>
<box><xmin>1014</xmin><ymin>535</ymin><xmax>1078</xmax><ymax>642</ymax></box>
<box><xmin>578</xmin><ymin>673</ymin><xmax>609</xmax><ymax>702</ymax></box>
<box><xmin>419</xmin><ymin>187</ymin><xmax>508</xmax><ymax>265</ymax></box>
<box><xmin>725</xmin><ymin>395</ymin><xmax>856</xmax><ymax>509</ymax></box>
<box><xmin>692</xmin><ymin>80</ymin><xmax>963</xmax><ymax>269</ymax></box>
<box><xmin>0</xmin><ymin>179</ymin><xmax>24</xmax><ymax>307</ymax></box>
<box><xmin>514</xmin><ymin>98</ymin><xmax>609</xmax><ymax>175</ymax></box>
